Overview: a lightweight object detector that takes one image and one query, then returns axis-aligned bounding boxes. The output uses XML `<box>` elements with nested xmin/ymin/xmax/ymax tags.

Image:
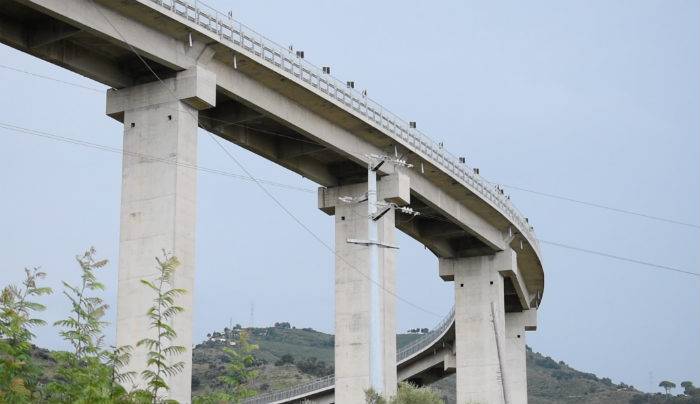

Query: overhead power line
<box><xmin>86</xmin><ymin>0</ymin><xmax>444</xmax><ymax>318</ymax></box>
<box><xmin>0</xmin><ymin>122</ymin><xmax>315</xmax><ymax>194</ymax></box>
<box><xmin>4</xmin><ymin>118</ymin><xmax>697</xmax><ymax>280</ymax></box>
<box><xmin>3</xmin><ymin>8</ymin><xmax>697</xmax><ymax>288</ymax></box>
<box><xmin>0</xmin><ymin>63</ymin><xmax>104</xmax><ymax>93</ymax></box>
<box><xmin>539</xmin><ymin>240</ymin><xmax>700</xmax><ymax>277</ymax></box>
<box><xmin>501</xmin><ymin>183</ymin><xmax>700</xmax><ymax>230</ymax></box>
<box><xmin>2</xmin><ymin>61</ymin><xmax>697</xmax><ymax>232</ymax></box>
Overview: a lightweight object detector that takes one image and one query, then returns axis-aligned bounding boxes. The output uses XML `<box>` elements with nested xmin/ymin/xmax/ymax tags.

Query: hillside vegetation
<box><xmin>26</xmin><ymin>323</ymin><xmax>696</xmax><ymax>403</ymax></box>
<box><xmin>189</xmin><ymin>324</ymin><xmax>697</xmax><ymax>403</ymax></box>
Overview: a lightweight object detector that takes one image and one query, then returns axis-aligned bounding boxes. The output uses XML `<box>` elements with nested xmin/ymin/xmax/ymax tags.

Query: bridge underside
<box><xmin>0</xmin><ymin>0</ymin><xmax>511</xmax><ymax>261</ymax></box>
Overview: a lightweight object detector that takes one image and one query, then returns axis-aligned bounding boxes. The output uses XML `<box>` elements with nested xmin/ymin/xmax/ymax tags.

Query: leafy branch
<box><xmin>137</xmin><ymin>252</ymin><xmax>187</xmax><ymax>404</ymax></box>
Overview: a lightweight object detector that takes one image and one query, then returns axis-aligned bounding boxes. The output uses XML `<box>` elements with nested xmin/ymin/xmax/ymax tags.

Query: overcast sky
<box><xmin>0</xmin><ymin>0</ymin><xmax>698</xmax><ymax>395</ymax></box>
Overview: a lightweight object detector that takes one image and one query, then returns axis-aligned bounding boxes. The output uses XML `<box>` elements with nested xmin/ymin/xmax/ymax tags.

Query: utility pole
<box><xmin>367</xmin><ymin>156</ymin><xmax>383</xmax><ymax>393</ymax></box>
<box><xmin>342</xmin><ymin>154</ymin><xmax>417</xmax><ymax>396</ymax></box>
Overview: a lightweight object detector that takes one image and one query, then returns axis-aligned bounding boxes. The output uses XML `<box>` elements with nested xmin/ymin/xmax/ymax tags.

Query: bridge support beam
<box><xmin>440</xmin><ymin>250</ymin><xmax>516</xmax><ymax>404</ymax></box>
<box><xmin>106</xmin><ymin>67</ymin><xmax>215</xmax><ymax>404</ymax></box>
<box><xmin>318</xmin><ymin>174</ymin><xmax>410</xmax><ymax>403</ymax></box>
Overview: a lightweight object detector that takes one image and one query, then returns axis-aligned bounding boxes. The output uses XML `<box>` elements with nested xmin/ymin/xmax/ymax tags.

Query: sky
<box><xmin>0</xmin><ymin>0</ymin><xmax>698</xmax><ymax>395</ymax></box>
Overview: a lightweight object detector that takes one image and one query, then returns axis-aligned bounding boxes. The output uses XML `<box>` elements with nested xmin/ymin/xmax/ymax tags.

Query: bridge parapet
<box><xmin>138</xmin><ymin>0</ymin><xmax>540</xmax><ymax>261</ymax></box>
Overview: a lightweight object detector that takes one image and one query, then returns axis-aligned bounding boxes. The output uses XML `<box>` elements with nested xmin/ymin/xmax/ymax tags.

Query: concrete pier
<box><xmin>440</xmin><ymin>251</ymin><xmax>516</xmax><ymax>404</ymax></box>
<box><xmin>107</xmin><ymin>68</ymin><xmax>215</xmax><ymax>403</ymax></box>
<box><xmin>318</xmin><ymin>174</ymin><xmax>410</xmax><ymax>403</ymax></box>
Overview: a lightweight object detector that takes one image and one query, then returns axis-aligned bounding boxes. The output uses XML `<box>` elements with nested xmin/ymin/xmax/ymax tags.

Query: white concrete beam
<box><xmin>495</xmin><ymin>249</ymin><xmax>531</xmax><ymax>310</ymax></box>
<box><xmin>17</xmin><ymin>0</ymin><xmax>197</xmax><ymax>71</ymax></box>
<box><xmin>107</xmin><ymin>66</ymin><xmax>216</xmax><ymax>119</ymax></box>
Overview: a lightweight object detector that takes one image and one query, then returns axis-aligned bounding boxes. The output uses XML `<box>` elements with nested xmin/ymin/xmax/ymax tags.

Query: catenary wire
<box><xmin>2</xmin><ymin>62</ymin><xmax>697</xmax><ymax>231</ymax></box>
<box><xmin>538</xmin><ymin>240</ymin><xmax>700</xmax><ymax>277</ymax></box>
<box><xmin>0</xmin><ymin>121</ymin><xmax>314</xmax><ymax>194</ymax></box>
<box><xmin>2</xmin><ymin>70</ymin><xmax>697</xmax><ymax>280</ymax></box>
<box><xmin>494</xmin><ymin>182</ymin><xmax>700</xmax><ymax>230</ymax></box>
<box><xmin>3</xmin><ymin>118</ymin><xmax>698</xmax><ymax>280</ymax></box>
<box><xmin>86</xmin><ymin>1</ymin><xmax>444</xmax><ymax>318</ymax></box>
<box><xmin>4</xmin><ymin>6</ymin><xmax>697</xmax><ymax>288</ymax></box>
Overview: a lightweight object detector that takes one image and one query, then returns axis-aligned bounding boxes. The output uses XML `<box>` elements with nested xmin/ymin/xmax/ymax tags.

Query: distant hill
<box><xmin>28</xmin><ymin>324</ymin><xmax>695</xmax><ymax>403</ymax></box>
<box><xmin>190</xmin><ymin>324</ymin><xmax>657</xmax><ymax>403</ymax></box>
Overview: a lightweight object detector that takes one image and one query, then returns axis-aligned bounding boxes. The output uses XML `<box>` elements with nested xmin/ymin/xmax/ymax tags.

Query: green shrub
<box><xmin>366</xmin><ymin>382</ymin><xmax>444</xmax><ymax>404</ymax></box>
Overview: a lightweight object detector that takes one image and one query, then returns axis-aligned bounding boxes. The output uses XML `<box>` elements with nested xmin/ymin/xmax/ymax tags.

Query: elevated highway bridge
<box><xmin>0</xmin><ymin>1</ymin><xmax>545</xmax><ymax>403</ymax></box>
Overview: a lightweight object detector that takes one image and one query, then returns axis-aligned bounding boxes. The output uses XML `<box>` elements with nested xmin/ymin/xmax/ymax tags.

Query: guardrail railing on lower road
<box><xmin>242</xmin><ymin>307</ymin><xmax>456</xmax><ymax>403</ymax></box>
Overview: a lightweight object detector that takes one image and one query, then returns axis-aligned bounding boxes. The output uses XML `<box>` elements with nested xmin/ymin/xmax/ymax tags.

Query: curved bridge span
<box><xmin>245</xmin><ymin>308</ymin><xmax>457</xmax><ymax>404</ymax></box>
<box><xmin>0</xmin><ymin>0</ymin><xmax>545</xmax><ymax>402</ymax></box>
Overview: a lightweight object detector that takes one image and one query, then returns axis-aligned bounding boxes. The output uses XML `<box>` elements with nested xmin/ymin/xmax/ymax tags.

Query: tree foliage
<box><xmin>43</xmin><ymin>248</ymin><xmax>136</xmax><ymax>403</ymax></box>
<box><xmin>681</xmin><ymin>381</ymin><xmax>699</xmax><ymax>396</ymax></box>
<box><xmin>55</xmin><ymin>248</ymin><xmax>109</xmax><ymax>357</ymax></box>
<box><xmin>0</xmin><ymin>268</ymin><xmax>52</xmax><ymax>403</ymax></box>
<box><xmin>137</xmin><ymin>252</ymin><xmax>187</xmax><ymax>404</ymax></box>
<box><xmin>660</xmin><ymin>380</ymin><xmax>677</xmax><ymax>396</ymax></box>
<box><xmin>366</xmin><ymin>382</ymin><xmax>444</xmax><ymax>404</ymax></box>
<box><xmin>193</xmin><ymin>330</ymin><xmax>259</xmax><ymax>403</ymax></box>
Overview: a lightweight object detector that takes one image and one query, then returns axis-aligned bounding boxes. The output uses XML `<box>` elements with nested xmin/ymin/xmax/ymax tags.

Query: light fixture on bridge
<box><xmin>409</xmin><ymin>121</ymin><xmax>416</xmax><ymax>128</ymax></box>
<box><xmin>362</xmin><ymin>89</ymin><xmax>368</xmax><ymax>97</ymax></box>
<box><xmin>473</xmin><ymin>168</ymin><xmax>480</xmax><ymax>174</ymax></box>
<box><xmin>458</xmin><ymin>157</ymin><xmax>466</xmax><ymax>163</ymax></box>
<box><xmin>227</xmin><ymin>10</ymin><xmax>233</xmax><ymax>19</ymax></box>
<box><xmin>322</xmin><ymin>66</ymin><xmax>331</xmax><ymax>74</ymax></box>
<box><xmin>296</xmin><ymin>50</ymin><xmax>305</xmax><ymax>58</ymax></box>
<box><xmin>346</xmin><ymin>81</ymin><xmax>355</xmax><ymax>89</ymax></box>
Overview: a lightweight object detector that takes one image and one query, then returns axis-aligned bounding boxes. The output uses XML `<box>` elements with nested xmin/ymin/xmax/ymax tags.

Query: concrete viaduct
<box><xmin>0</xmin><ymin>1</ymin><xmax>545</xmax><ymax>403</ymax></box>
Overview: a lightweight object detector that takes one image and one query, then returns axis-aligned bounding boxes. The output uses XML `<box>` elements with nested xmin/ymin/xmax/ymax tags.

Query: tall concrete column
<box><xmin>504</xmin><ymin>311</ymin><xmax>528</xmax><ymax>404</ymax></box>
<box><xmin>318</xmin><ymin>173</ymin><xmax>410</xmax><ymax>403</ymax></box>
<box><xmin>440</xmin><ymin>250</ymin><xmax>517</xmax><ymax>404</ymax></box>
<box><xmin>106</xmin><ymin>67</ymin><xmax>215</xmax><ymax>403</ymax></box>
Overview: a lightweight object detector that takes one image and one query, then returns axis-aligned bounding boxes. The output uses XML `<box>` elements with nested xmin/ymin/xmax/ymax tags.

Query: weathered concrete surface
<box><xmin>505</xmin><ymin>311</ymin><xmax>529</xmax><ymax>404</ymax></box>
<box><xmin>441</xmin><ymin>252</ymin><xmax>513</xmax><ymax>404</ymax></box>
<box><xmin>321</xmin><ymin>177</ymin><xmax>408</xmax><ymax>403</ymax></box>
<box><xmin>108</xmin><ymin>69</ymin><xmax>214</xmax><ymax>404</ymax></box>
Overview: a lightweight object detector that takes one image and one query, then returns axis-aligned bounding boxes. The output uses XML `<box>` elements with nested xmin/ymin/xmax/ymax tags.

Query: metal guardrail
<box><xmin>396</xmin><ymin>306</ymin><xmax>455</xmax><ymax>363</ymax></box>
<box><xmin>243</xmin><ymin>307</ymin><xmax>456</xmax><ymax>404</ymax></box>
<box><xmin>243</xmin><ymin>374</ymin><xmax>335</xmax><ymax>404</ymax></box>
<box><xmin>144</xmin><ymin>0</ymin><xmax>540</xmax><ymax>256</ymax></box>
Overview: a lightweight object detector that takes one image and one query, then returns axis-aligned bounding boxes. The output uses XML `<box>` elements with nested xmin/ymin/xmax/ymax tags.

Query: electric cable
<box><xmin>87</xmin><ymin>1</ymin><xmax>444</xmax><ymax>317</ymax></box>
<box><xmin>3</xmin><ymin>62</ymin><xmax>696</xmax><ymax>231</ymax></box>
